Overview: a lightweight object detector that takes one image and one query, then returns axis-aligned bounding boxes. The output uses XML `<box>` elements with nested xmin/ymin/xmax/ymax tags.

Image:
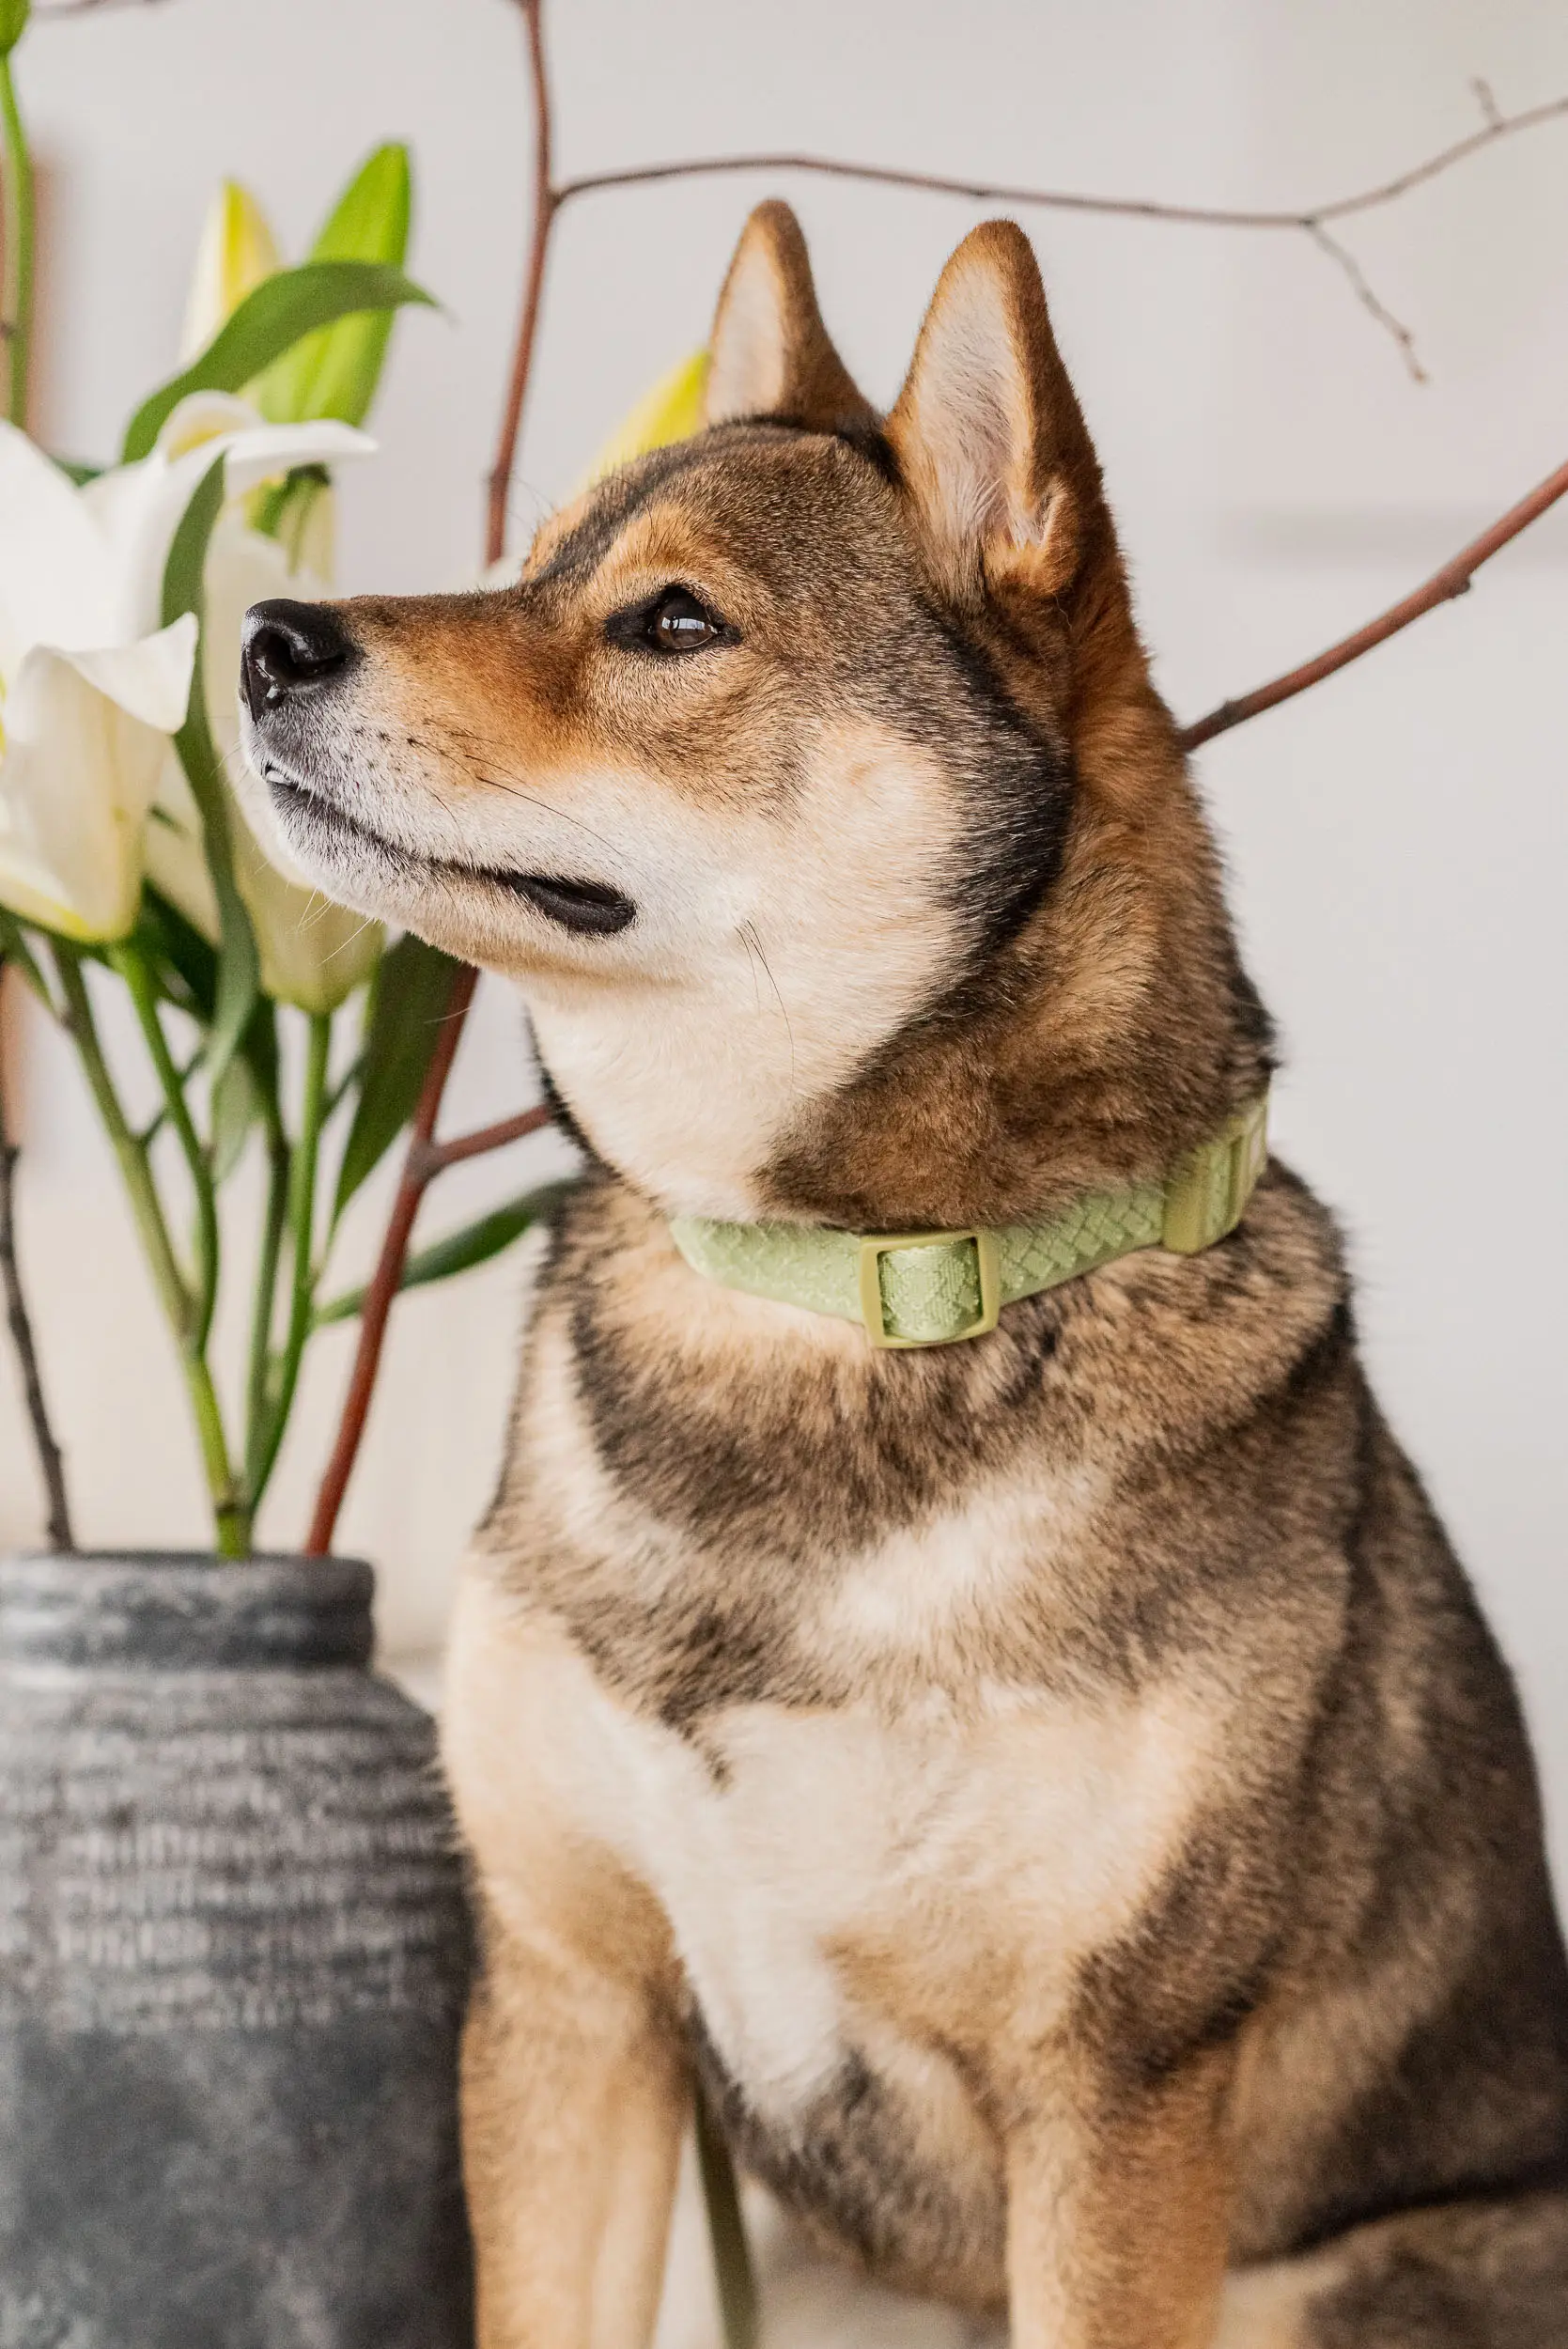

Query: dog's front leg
<box><xmin>1004</xmin><ymin>2054</ymin><xmax>1232</xmax><ymax>2349</ymax></box>
<box><xmin>461</xmin><ymin>1906</ymin><xmax>689</xmax><ymax>2349</ymax></box>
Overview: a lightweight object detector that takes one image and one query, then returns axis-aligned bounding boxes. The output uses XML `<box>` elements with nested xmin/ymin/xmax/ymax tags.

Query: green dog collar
<box><xmin>669</xmin><ymin>1094</ymin><xmax>1268</xmax><ymax>1349</ymax></box>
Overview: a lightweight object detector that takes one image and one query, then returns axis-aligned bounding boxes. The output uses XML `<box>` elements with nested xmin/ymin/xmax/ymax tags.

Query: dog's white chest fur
<box><xmin>612</xmin><ymin>1691</ymin><xmax>1206</xmax><ymax>2121</ymax></box>
<box><xmin>449</xmin><ymin>1571</ymin><xmax>1218</xmax><ymax>2136</ymax></box>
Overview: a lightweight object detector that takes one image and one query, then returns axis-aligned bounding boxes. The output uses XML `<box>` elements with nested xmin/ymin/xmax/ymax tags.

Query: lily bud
<box><xmin>0</xmin><ymin>1</ymin><xmax>30</xmax><ymax>60</ymax></box>
<box><xmin>258</xmin><ymin>144</ymin><xmax>412</xmax><ymax>428</ymax></box>
<box><xmin>582</xmin><ymin>349</ymin><xmax>709</xmax><ymax>490</ymax></box>
<box><xmin>179</xmin><ymin>180</ymin><xmax>282</xmax><ymax>364</ymax></box>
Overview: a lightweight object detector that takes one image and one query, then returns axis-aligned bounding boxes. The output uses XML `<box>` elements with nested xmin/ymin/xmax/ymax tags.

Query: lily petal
<box><xmin>84</xmin><ymin>397</ymin><xmax>375</xmax><ymax>645</ymax></box>
<box><xmin>0</xmin><ymin>423</ymin><xmax>113</xmax><ymax>674</ymax></box>
<box><xmin>155</xmin><ymin>394</ymin><xmax>374</xmax><ymax>496</ymax></box>
<box><xmin>0</xmin><ymin>644</ymin><xmax>166</xmax><ymax>940</ymax></box>
<box><xmin>54</xmin><ymin>613</ymin><xmax>197</xmax><ymax>734</ymax></box>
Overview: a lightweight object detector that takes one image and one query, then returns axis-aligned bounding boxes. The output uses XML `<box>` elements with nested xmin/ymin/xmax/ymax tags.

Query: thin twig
<box><xmin>1307</xmin><ymin>224</ymin><xmax>1424</xmax><ymax>384</ymax></box>
<box><xmin>1178</xmin><ymin>452</ymin><xmax>1568</xmax><ymax>751</ymax></box>
<box><xmin>0</xmin><ymin>969</ymin><xmax>74</xmax><ymax>1550</ymax></box>
<box><xmin>552</xmin><ymin>96</ymin><xmax>1568</xmax><ymax>228</ymax></box>
<box><xmin>417</xmin><ymin>1103</ymin><xmax>552</xmax><ymax>1177</ymax></box>
<box><xmin>306</xmin><ymin>967</ymin><xmax>477</xmax><ymax>1556</ymax></box>
<box><xmin>551</xmin><ymin>92</ymin><xmax>1568</xmax><ymax>378</ymax></box>
<box><xmin>31</xmin><ymin>0</ymin><xmax>172</xmax><ymax>14</ymax></box>
<box><xmin>486</xmin><ymin>0</ymin><xmax>557</xmax><ymax>566</ymax></box>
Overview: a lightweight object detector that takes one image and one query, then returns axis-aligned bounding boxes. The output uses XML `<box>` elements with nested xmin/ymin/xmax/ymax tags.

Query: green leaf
<box><xmin>0</xmin><ymin>1</ymin><xmax>28</xmax><ymax>61</ymax></box>
<box><xmin>248</xmin><ymin>460</ymin><xmax>329</xmax><ymax>560</ymax></box>
<box><xmin>133</xmin><ymin>887</ymin><xmax>218</xmax><ymax>1023</ymax></box>
<box><xmin>51</xmin><ymin>453</ymin><xmax>102</xmax><ymax>487</ymax></box>
<box><xmin>315</xmin><ymin>1179</ymin><xmax>576</xmax><ymax>1326</ymax></box>
<box><xmin>160</xmin><ymin>453</ymin><xmax>259</xmax><ymax>1083</ymax></box>
<box><xmin>240</xmin><ymin>993</ymin><xmax>281</xmax><ymax>1106</ymax></box>
<box><xmin>258</xmin><ymin>145</ymin><xmax>412</xmax><ymax>428</ymax></box>
<box><xmin>210</xmin><ymin>1052</ymin><xmax>257</xmax><ymax>1183</ymax></box>
<box><xmin>121</xmin><ymin>257</ymin><xmax>435</xmax><ymax>461</ymax></box>
<box><xmin>331</xmin><ymin>933</ymin><xmax>460</xmax><ymax>1223</ymax></box>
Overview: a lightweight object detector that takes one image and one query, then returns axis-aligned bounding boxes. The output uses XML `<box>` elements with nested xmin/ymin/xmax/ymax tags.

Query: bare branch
<box><xmin>552</xmin><ymin>89</ymin><xmax>1568</xmax><ymax>378</ymax></box>
<box><xmin>486</xmin><ymin>0</ymin><xmax>557</xmax><ymax>567</ymax></box>
<box><xmin>1308</xmin><ymin>224</ymin><xmax>1426</xmax><ymax>383</ymax></box>
<box><xmin>419</xmin><ymin>1104</ymin><xmax>552</xmax><ymax>1177</ymax></box>
<box><xmin>306</xmin><ymin>966</ymin><xmax>477</xmax><ymax>1556</ymax></box>
<box><xmin>552</xmin><ymin>94</ymin><xmax>1568</xmax><ymax>228</ymax></box>
<box><xmin>32</xmin><ymin>0</ymin><xmax>173</xmax><ymax>15</ymax></box>
<box><xmin>1312</xmin><ymin>90</ymin><xmax>1568</xmax><ymax>223</ymax></box>
<box><xmin>0</xmin><ymin>971</ymin><xmax>74</xmax><ymax>1551</ymax></box>
<box><xmin>1178</xmin><ymin>453</ymin><xmax>1568</xmax><ymax>751</ymax></box>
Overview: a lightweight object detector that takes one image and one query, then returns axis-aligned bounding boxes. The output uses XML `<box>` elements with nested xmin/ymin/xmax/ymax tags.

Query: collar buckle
<box><xmin>857</xmin><ymin>1227</ymin><xmax>1002</xmax><ymax>1349</ymax></box>
<box><xmin>1161</xmin><ymin>1095</ymin><xmax>1270</xmax><ymax>1255</ymax></box>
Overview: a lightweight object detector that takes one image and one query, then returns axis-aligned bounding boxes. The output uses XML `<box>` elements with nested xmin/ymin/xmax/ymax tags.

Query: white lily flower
<box><xmin>150</xmin><ymin>512</ymin><xmax>382</xmax><ymax>1014</ymax></box>
<box><xmin>0</xmin><ymin>392</ymin><xmax>371</xmax><ymax>949</ymax></box>
<box><xmin>83</xmin><ymin>391</ymin><xmax>370</xmax><ymax>648</ymax></box>
<box><xmin>0</xmin><ymin>423</ymin><xmax>197</xmax><ymax>940</ymax></box>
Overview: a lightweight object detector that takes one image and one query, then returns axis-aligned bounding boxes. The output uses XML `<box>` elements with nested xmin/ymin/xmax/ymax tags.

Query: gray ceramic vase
<box><xmin>0</xmin><ymin>1551</ymin><xmax>474</xmax><ymax>2349</ymax></box>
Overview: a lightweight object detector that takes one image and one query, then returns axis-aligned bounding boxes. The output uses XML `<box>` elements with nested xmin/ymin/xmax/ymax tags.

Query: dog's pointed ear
<box><xmin>704</xmin><ymin>201</ymin><xmax>869</xmax><ymax>429</ymax></box>
<box><xmin>889</xmin><ymin>222</ymin><xmax>1104</xmax><ymax>602</ymax></box>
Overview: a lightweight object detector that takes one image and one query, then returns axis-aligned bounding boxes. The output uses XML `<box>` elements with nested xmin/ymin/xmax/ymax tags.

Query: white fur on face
<box><xmin>522</xmin><ymin>723</ymin><xmax>966</xmax><ymax>1217</ymax></box>
<box><xmin>248</xmin><ymin>687</ymin><xmax>970</xmax><ymax>1219</ymax></box>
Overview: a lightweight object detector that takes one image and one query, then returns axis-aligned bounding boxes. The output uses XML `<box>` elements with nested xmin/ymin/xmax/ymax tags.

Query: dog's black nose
<box><xmin>241</xmin><ymin>599</ymin><xmax>354</xmax><ymax>716</ymax></box>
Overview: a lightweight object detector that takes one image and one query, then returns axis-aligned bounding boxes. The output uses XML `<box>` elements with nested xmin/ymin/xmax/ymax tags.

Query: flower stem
<box><xmin>248</xmin><ymin>1011</ymin><xmax>330</xmax><ymax>1509</ymax></box>
<box><xmin>112</xmin><ymin>941</ymin><xmax>220</xmax><ymax>1351</ymax></box>
<box><xmin>54</xmin><ymin>945</ymin><xmax>245</xmax><ymax>1555</ymax></box>
<box><xmin>243</xmin><ymin>1107</ymin><xmax>288</xmax><ymax>1496</ymax></box>
<box><xmin>56</xmin><ymin>950</ymin><xmax>188</xmax><ymax>1337</ymax></box>
<box><xmin>0</xmin><ymin>51</ymin><xmax>34</xmax><ymax>428</ymax></box>
<box><xmin>695</xmin><ymin>2088</ymin><xmax>758</xmax><ymax>2349</ymax></box>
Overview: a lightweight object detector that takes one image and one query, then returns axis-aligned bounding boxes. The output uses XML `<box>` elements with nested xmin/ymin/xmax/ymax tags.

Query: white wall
<box><xmin>6</xmin><ymin>1</ymin><xmax>1566</xmax><ymax>1870</ymax></box>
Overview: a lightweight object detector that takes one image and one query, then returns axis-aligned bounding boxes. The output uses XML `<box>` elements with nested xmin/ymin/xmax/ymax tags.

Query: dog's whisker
<box><xmin>742</xmin><ymin>921</ymin><xmax>796</xmax><ymax>1096</ymax></box>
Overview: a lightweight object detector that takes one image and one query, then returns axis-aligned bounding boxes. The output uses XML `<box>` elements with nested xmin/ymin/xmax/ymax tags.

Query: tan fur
<box><xmin>241</xmin><ymin>206</ymin><xmax>1568</xmax><ymax>2349</ymax></box>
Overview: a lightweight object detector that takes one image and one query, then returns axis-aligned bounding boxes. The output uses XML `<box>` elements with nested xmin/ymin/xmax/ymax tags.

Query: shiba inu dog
<box><xmin>238</xmin><ymin>202</ymin><xmax>1568</xmax><ymax>2348</ymax></box>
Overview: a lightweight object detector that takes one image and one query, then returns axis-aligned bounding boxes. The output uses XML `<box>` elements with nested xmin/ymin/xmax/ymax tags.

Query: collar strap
<box><xmin>669</xmin><ymin>1095</ymin><xmax>1268</xmax><ymax>1350</ymax></box>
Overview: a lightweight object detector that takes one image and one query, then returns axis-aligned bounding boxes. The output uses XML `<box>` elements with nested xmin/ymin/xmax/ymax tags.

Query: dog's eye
<box><xmin>603</xmin><ymin>585</ymin><xmax>734</xmax><ymax>660</ymax></box>
<box><xmin>644</xmin><ymin>587</ymin><xmax>722</xmax><ymax>654</ymax></box>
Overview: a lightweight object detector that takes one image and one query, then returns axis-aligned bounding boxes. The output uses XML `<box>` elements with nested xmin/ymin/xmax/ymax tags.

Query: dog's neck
<box><xmin>525</xmin><ymin>761</ymin><xmax>1274</xmax><ymax>1235</ymax></box>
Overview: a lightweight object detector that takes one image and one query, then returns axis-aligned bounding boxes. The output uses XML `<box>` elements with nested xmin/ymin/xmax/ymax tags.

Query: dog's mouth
<box><xmin>261</xmin><ymin>764</ymin><xmax>639</xmax><ymax>939</ymax></box>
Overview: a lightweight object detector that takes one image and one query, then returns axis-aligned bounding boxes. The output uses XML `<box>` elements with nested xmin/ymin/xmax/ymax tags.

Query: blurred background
<box><xmin>6</xmin><ymin>0</ymin><xmax>1566</xmax><ymax>1868</ymax></box>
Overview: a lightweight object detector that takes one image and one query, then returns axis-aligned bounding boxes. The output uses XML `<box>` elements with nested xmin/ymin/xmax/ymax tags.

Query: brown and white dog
<box><xmin>239</xmin><ymin>204</ymin><xmax>1568</xmax><ymax>2349</ymax></box>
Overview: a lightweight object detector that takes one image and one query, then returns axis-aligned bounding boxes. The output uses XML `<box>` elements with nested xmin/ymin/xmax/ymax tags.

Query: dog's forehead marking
<box><xmin>525</xmin><ymin>420</ymin><xmax>893</xmax><ymax>595</ymax></box>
